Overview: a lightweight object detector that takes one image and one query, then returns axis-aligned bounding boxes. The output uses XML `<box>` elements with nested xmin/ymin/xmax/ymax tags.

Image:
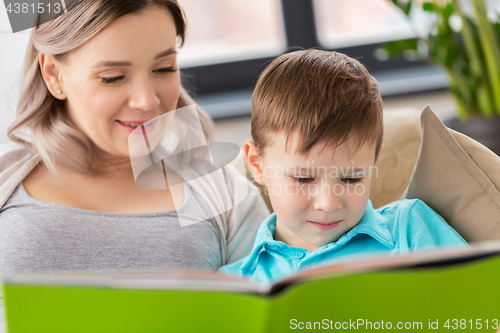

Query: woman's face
<box><xmin>58</xmin><ymin>6</ymin><xmax>180</xmax><ymax>159</ymax></box>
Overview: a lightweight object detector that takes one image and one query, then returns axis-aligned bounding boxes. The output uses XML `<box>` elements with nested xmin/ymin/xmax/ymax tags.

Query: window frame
<box><xmin>181</xmin><ymin>0</ymin><xmax>446</xmax><ymax>116</ymax></box>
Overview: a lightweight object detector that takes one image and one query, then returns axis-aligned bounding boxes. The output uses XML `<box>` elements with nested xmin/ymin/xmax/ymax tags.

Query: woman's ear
<box><xmin>243</xmin><ymin>139</ymin><xmax>265</xmax><ymax>185</ymax></box>
<box><xmin>39</xmin><ymin>53</ymin><xmax>66</xmax><ymax>100</ymax></box>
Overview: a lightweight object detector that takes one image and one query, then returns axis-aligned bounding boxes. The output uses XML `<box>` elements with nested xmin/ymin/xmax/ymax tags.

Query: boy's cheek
<box><xmin>268</xmin><ymin>179</ymin><xmax>308</xmax><ymax>201</ymax></box>
<box><xmin>348</xmin><ymin>194</ymin><xmax>370</xmax><ymax>222</ymax></box>
<box><xmin>268</xmin><ymin>183</ymin><xmax>309</xmax><ymax>216</ymax></box>
<box><xmin>346</xmin><ymin>181</ymin><xmax>371</xmax><ymax>201</ymax></box>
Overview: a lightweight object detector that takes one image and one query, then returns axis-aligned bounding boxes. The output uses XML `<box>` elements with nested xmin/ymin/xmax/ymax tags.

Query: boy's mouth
<box><xmin>307</xmin><ymin>220</ymin><xmax>341</xmax><ymax>230</ymax></box>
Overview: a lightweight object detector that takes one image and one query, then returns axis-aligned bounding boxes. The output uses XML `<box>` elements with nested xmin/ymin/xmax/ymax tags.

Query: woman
<box><xmin>0</xmin><ymin>0</ymin><xmax>268</xmax><ymax>278</ymax></box>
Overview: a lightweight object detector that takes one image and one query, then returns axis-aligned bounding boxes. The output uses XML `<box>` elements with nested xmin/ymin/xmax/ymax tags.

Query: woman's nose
<box><xmin>128</xmin><ymin>78</ymin><xmax>160</xmax><ymax>112</ymax></box>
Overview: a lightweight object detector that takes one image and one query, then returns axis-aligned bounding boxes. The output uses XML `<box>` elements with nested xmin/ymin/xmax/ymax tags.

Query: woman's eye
<box><xmin>341</xmin><ymin>177</ymin><xmax>362</xmax><ymax>184</ymax></box>
<box><xmin>101</xmin><ymin>75</ymin><xmax>125</xmax><ymax>84</ymax></box>
<box><xmin>100</xmin><ymin>67</ymin><xmax>176</xmax><ymax>84</ymax></box>
<box><xmin>293</xmin><ymin>177</ymin><xmax>315</xmax><ymax>183</ymax></box>
<box><xmin>153</xmin><ymin>67</ymin><xmax>177</xmax><ymax>74</ymax></box>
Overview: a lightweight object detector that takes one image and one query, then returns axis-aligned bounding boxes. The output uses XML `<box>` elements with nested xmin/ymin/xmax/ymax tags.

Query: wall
<box><xmin>0</xmin><ymin>5</ymin><xmax>30</xmax><ymax>144</ymax></box>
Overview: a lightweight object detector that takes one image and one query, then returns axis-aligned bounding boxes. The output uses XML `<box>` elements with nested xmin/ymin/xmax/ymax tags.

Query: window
<box><xmin>177</xmin><ymin>0</ymin><xmax>286</xmax><ymax>67</ymax></box>
<box><xmin>0</xmin><ymin>0</ymin><xmax>446</xmax><ymax>121</ymax></box>
<box><xmin>314</xmin><ymin>0</ymin><xmax>414</xmax><ymax>49</ymax></box>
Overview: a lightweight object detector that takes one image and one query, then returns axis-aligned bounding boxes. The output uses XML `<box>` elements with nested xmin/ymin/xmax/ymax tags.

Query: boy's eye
<box><xmin>293</xmin><ymin>177</ymin><xmax>315</xmax><ymax>183</ymax></box>
<box><xmin>153</xmin><ymin>66</ymin><xmax>177</xmax><ymax>74</ymax></box>
<box><xmin>101</xmin><ymin>75</ymin><xmax>125</xmax><ymax>84</ymax></box>
<box><xmin>341</xmin><ymin>177</ymin><xmax>362</xmax><ymax>184</ymax></box>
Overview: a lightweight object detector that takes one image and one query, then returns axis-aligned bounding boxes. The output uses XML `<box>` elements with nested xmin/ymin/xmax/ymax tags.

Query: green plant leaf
<box><xmin>443</xmin><ymin>3</ymin><xmax>454</xmax><ymax>20</ymax></box>
<box><xmin>472</xmin><ymin>0</ymin><xmax>500</xmax><ymax>113</ymax></box>
<box><xmin>381</xmin><ymin>39</ymin><xmax>419</xmax><ymax>58</ymax></box>
<box><xmin>390</xmin><ymin>0</ymin><xmax>413</xmax><ymax>16</ymax></box>
<box><xmin>385</xmin><ymin>0</ymin><xmax>500</xmax><ymax>117</ymax></box>
<box><xmin>422</xmin><ymin>2</ymin><xmax>434</xmax><ymax>12</ymax></box>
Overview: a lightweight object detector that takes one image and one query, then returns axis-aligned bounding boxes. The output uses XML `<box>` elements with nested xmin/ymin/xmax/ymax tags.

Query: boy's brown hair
<box><xmin>251</xmin><ymin>49</ymin><xmax>383</xmax><ymax>161</ymax></box>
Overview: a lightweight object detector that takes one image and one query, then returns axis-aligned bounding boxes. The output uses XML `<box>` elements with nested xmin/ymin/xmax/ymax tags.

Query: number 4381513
<box><xmin>5</xmin><ymin>2</ymin><xmax>62</xmax><ymax>14</ymax></box>
<box><xmin>444</xmin><ymin>319</ymin><xmax>499</xmax><ymax>330</ymax></box>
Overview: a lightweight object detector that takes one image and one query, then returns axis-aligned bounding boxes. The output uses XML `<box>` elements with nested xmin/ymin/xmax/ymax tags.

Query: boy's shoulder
<box><xmin>375</xmin><ymin>198</ymin><xmax>435</xmax><ymax>226</ymax></box>
<box><xmin>219</xmin><ymin>213</ymin><xmax>276</xmax><ymax>274</ymax></box>
<box><xmin>218</xmin><ymin>254</ymin><xmax>249</xmax><ymax>277</ymax></box>
<box><xmin>377</xmin><ymin>198</ymin><xmax>427</xmax><ymax>213</ymax></box>
<box><xmin>374</xmin><ymin>198</ymin><xmax>467</xmax><ymax>249</ymax></box>
<box><xmin>374</xmin><ymin>198</ymin><xmax>437</xmax><ymax>230</ymax></box>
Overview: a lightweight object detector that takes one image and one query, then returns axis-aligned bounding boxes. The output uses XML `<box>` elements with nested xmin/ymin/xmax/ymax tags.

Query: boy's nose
<box><xmin>313</xmin><ymin>184</ymin><xmax>342</xmax><ymax>213</ymax></box>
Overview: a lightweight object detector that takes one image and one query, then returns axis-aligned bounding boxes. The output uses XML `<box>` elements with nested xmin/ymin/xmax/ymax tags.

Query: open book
<box><xmin>3</xmin><ymin>242</ymin><xmax>500</xmax><ymax>332</ymax></box>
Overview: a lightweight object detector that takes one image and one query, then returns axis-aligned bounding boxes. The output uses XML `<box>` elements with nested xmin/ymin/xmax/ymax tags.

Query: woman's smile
<box><xmin>115</xmin><ymin>117</ymin><xmax>160</xmax><ymax>133</ymax></box>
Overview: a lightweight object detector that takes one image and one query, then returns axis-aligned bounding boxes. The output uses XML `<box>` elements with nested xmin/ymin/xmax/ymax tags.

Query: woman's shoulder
<box><xmin>0</xmin><ymin>142</ymin><xmax>37</xmax><ymax>170</ymax></box>
<box><xmin>0</xmin><ymin>141</ymin><xmax>34</xmax><ymax>154</ymax></box>
<box><xmin>0</xmin><ymin>142</ymin><xmax>40</xmax><ymax>209</ymax></box>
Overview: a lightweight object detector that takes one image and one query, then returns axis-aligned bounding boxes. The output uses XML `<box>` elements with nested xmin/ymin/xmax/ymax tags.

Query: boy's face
<box><xmin>245</xmin><ymin>133</ymin><xmax>376</xmax><ymax>252</ymax></box>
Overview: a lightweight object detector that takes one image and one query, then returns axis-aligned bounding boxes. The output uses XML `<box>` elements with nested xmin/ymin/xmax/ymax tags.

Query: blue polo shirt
<box><xmin>219</xmin><ymin>199</ymin><xmax>467</xmax><ymax>285</ymax></box>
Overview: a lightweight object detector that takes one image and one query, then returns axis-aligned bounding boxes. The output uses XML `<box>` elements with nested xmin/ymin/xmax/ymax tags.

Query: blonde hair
<box><xmin>8</xmin><ymin>0</ymin><xmax>214</xmax><ymax>173</ymax></box>
<box><xmin>251</xmin><ymin>49</ymin><xmax>383</xmax><ymax>161</ymax></box>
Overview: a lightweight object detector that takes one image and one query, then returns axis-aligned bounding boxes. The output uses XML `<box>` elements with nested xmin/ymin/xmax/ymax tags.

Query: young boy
<box><xmin>219</xmin><ymin>49</ymin><xmax>466</xmax><ymax>285</ymax></box>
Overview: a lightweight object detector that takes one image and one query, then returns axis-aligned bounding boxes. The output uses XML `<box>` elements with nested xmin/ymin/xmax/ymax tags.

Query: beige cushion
<box><xmin>403</xmin><ymin>106</ymin><xmax>500</xmax><ymax>242</ymax></box>
<box><xmin>370</xmin><ymin>108</ymin><xmax>422</xmax><ymax>208</ymax></box>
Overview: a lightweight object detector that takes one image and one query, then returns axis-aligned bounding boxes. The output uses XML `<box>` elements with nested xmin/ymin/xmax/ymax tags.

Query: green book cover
<box><xmin>3</xmin><ymin>243</ymin><xmax>500</xmax><ymax>332</ymax></box>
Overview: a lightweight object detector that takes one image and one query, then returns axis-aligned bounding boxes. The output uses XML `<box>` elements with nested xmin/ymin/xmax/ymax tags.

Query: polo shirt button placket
<box><xmin>300</xmin><ymin>264</ymin><xmax>310</xmax><ymax>271</ymax></box>
<box><xmin>267</xmin><ymin>243</ymin><xmax>281</xmax><ymax>252</ymax></box>
<box><xmin>296</xmin><ymin>252</ymin><xmax>305</xmax><ymax>259</ymax></box>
